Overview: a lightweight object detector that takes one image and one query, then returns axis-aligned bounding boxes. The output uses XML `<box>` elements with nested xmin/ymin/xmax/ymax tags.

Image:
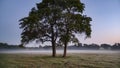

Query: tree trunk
<box><xmin>63</xmin><ymin>42</ymin><xmax>67</xmax><ymax>57</ymax></box>
<box><xmin>52</xmin><ymin>41</ymin><xmax>56</xmax><ymax>57</ymax></box>
<box><xmin>51</xmin><ymin>24</ymin><xmax>56</xmax><ymax>57</ymax></box>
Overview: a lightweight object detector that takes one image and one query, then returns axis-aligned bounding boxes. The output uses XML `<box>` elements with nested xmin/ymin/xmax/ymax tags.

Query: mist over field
<box><xmin>0</xmin><ymin>49</ymin><xmax>120</xmax><ymax>54</ymax></box>
<box><xmin>0</xmin><ymin>42</ymin><xmax>120</xmax><ymax>54</ymax></box>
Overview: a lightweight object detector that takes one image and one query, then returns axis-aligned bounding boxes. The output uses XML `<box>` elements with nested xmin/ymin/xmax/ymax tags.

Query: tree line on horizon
<box><xmin>0</xmin><ymin>43</ymin><xmax>19</xmax><ymax>49</ymax></box>
<box><xmin>0</xmin><ymin>42</ymin><xmax>120</xmax><ymax>50</ymax></box>
<box><xmin>39</xmin><ymin>43</ymin><xmax>120</xmax><ymax>50</ymax></box>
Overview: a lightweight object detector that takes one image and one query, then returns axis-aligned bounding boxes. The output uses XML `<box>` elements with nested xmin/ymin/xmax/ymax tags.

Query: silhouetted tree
<box><xmin>74</xmin><ymin>43</ymin><xmax>83</xmax><ymax>47</ymax></box>
<box><xmin>0</xmin><ymin>42</ymin><xmax>19</xmax><ymax>48</ymax></box>
<box><xmin>0</xmin><ymin>43</ymin><xmax>8</xmax><ymax>48</ymax></box>
<box><xmin>111</xmin><ymin>43</ymin><xmax>120</xmax><ymax>50</ymax></box>
<box><xmin>19</xmin><ymin>0</ymin><xmax>64</xmax><ymax>57</ymax></box>
<box><xmin>101</xmin><ymin>44</ymin><xmax>111</xmax><ymax>50</ymax></box>
<box><xmin>88</xmin><ymin>44</ymin><xmax>100</xmax><ymax>50</ymax></box>
<box><xmin>58</xmin><ymin>0</ymin><xmax>92</xmax><ymax>57</ymax></box>
<box><xmin>19</xmin><ymin>0</ymin><xmax>92</xmax><ymax>57</ymax></box>
<box><xmin>19</xmin><ymin>44</ymin><xmax>24</xmax><ymax>48</ymax></box>
<box><xmin>83</xmin><ymin>44</ymin><xmax>89</xmax><ymax>49</ymax></box>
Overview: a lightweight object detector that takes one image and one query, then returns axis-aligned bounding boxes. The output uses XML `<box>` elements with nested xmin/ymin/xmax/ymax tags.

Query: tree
<box><xmin>101</xmin><ymin>44</ymin><xmax>111</xmax><ymax>50</ymax></box>
<box><xmin>58</xmin><ymin>0</ymin><xmax>92</xmax><ymax>57</ymax></box>
<box><xmin>88</xmin><ymin>44</ymin><xmax>100</xmax><ymax>50</ymax></box>
<box><xmin>19</xmin><ymin>44</ymin><xmax>24</xmax><ymax>48</ymax></box>
<box><xmin>19</xmin><ymin>0</ymin><xmax>92</xmax><ymax>57</ymax></box>
<box><xmin>19</xmin><ymin>0</ymin><xmax>63</xmax><ymax>57</ymax></box>
<box><xmin>111</xmin><ymin>43</ymin><xmax>120</xmax><ymax>50</ymax></box>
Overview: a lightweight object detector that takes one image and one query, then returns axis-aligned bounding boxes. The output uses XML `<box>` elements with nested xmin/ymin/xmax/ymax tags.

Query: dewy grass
<box><xmin>0</xmin><ymin>53</ymin><xmax>120</xmax><ymax>68</ymax></box>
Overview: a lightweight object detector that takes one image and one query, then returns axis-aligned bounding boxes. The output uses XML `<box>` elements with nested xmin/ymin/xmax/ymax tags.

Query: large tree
<box><xmin>58</xmin><ymin>0</ymin><xmax>92</xmax><ymax>57</ymax></box>
<box><xmin>19</xmin><ymin>0</ymin><xmax>63</xmax><ymax>57</ymax></box>
<box><xmin>19</xmin><ymin>0</ymin><xmax>92</xmax><ymax>57</ymax></box>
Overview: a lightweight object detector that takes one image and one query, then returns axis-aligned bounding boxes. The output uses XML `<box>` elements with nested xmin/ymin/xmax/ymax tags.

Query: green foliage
<box><xmin>19</xmin><ymin>0</ymin><xmax>92</xmax><ymax>45</ymax></box>
<box><xmin>19</xmin><ymin>0</ymin><xmax>92</xmax><ymax>57</ymax></box>
<box><xmin>19</xmin><ymin>0</ymin><xmax>62</xmax><ymax>45</ymax></box>
<box><xmin>58</xmin><ymin>0</ymin><xmax>92</xmax><ymax>45</ymax></box>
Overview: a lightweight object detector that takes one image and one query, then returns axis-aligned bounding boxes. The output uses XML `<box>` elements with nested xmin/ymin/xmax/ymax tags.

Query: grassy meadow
<box><xmin>0</xmin><ymin>53</ymin><xmax>120</xmax><ymax>68</ymax></box>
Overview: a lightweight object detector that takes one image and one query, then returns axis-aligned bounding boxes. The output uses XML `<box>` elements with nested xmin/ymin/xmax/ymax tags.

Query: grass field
<box><xmin>0</xmin><ymin>53</ymin><xmax>120</xmax><ymax>68</ymax></box>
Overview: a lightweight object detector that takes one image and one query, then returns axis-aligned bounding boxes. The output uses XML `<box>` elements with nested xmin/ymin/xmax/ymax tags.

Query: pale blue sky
<box><xmin>0</xmin><ymin>0</ymin><xmax>120</xmax><ymax>45</ymax></box>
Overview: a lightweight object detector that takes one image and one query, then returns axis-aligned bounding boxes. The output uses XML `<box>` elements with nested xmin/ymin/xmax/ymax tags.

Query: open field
<box><xmin>0</xmin><ymin>53</ymin><xmax>120</xmax><ymax>68</ymax></box>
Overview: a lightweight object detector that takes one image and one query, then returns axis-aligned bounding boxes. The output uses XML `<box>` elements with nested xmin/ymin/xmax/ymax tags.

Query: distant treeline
<box><xmin>43</xmin><ymin>43</ymin><xmax>120</xmax><ymax>50</ymax></box>
<box><xmin>67</xmin><ymin>43</ymin><xmax>120</xmax><ymax>50</ymax></box>
<box><xmin>0</xmin><ymin>43</ymin><xmax>20</xmax><ymax>49</ymax></box>
<box><xmin>0</xmin><ymin>42</ymin><xmax>120</xmax><ymax>50</ymax></box>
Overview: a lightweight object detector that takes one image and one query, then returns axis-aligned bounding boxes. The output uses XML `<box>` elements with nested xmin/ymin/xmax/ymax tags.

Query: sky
<box><xmin>0</xmin><ymin>0</ymin><xmax>120</xmax><ymax>46</ymax></box>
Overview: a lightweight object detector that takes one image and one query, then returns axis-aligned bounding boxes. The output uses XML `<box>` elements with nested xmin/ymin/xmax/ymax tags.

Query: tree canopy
<box><xmin>56</xmin><ymin>0</ymin><xmax>92</xmax><ymax>57</ymax></box>
<box><xmin>19</xmin><ymin>0</ymin><xmax>92</xmax><ymax>57</ymax></box>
